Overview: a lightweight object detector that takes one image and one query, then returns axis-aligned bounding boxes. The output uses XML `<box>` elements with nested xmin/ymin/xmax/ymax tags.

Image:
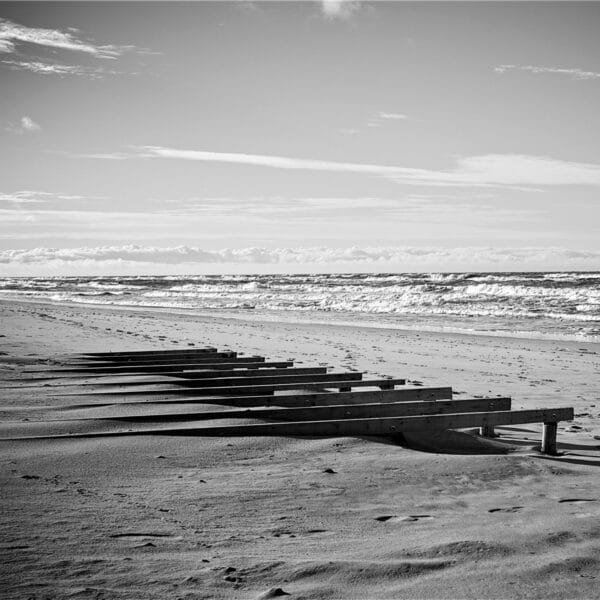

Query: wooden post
<box><xmin>541</xmin><ymin>421</ymin><xmax>558</xmax><ymax>455</ymax></box>
<box><xmin>479</xmin><ymin>424</ymin><xmax>496</xmax><ymax>437</ymax></box>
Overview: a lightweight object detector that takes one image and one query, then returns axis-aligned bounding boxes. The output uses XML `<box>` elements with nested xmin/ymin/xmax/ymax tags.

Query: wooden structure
<box><xmin>5</xmin><ymin>347</ymin><xmax>573</xmax><ymax>454</ymax></box>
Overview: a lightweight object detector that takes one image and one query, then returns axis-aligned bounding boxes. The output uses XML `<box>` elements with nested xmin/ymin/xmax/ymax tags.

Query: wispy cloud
<box><xmin>320</xmin><ymin>1</ymin><xmax>361</xmax><ymax>20</ymax></box>
<box><xmin>0</xmin><ymin>191</ymin><xmax>53</xmax><ymax>204</ymax></box>
<box><xmin>87</xmin><ymin>146</ymin><xmax>600</xmax><ymax>189</ymax></box>
<box><xmin>367</xmin><ymin>111</ymin><xmax>409</xmax><ymax>128</ymax></box>
<box><xmin>495</xmin><ymin>64</ymin><xmax>600</xmax><ymax>80</ymax></box>
<box><xmin>378</xmin><ymin>111</ymin><xmax>409</xmax><ymax>121</ymax></box>
<box><xmin>0</xmin><ymin>18</ymin><xmax>125</xmax><ymax>59</ymax></box>
<box><xmin>0</xmin><ymin>59</ymin><xmax>118</xmax><ymax>77</ymax></box>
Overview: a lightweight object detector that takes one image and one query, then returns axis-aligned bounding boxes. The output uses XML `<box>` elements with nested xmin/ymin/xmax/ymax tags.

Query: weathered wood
<box><xmin>69</xmin><ymin>351</ymin><xmax>238</xmax><ymax>366</ymax></box>
<box><xmin>479</xmin><ymin>424</ymin><xmax>497</xmax><ymax>437</ymax></box>
<box><xmin>57</xmin><ymin>377</ymin><xmax>408</xmax><ymax>398</ymax></box>
<box><xmin>81</xmin><ymin>348</ymin><xmax>219</xmax><ymax>358</ymax></box>
<box><xmin>6</xmin><ymin>364</ymin><xmax>303</xmax><ymax>385</ymax></box>
<box><xmin>80</xmin><ymin>397</ymin><xmax>512</xmax><ymax>424</ymax></box>
<box><xmin>7</xmin><ymin>408</ymin><xmax>574</xmax><ymax>450</ymax></box>
<box><xmin>73</xmin><ymin>371</ymin><xmax>362</xmax><ymax>389</ymax></box>
<box><xmin>20</xmin><ymin>362</ymin><xmax>292</xmax><ymax>380</ymax></box>
<box><xmin>182</xmin><ymin>367</ymin><xmax>324</xmax><ymax>380</ymax></box>
<box><xmin>58</xmin><ymin>386</ymin><xmax>451</xmax><ymax>409</ymax></box>
<box><xmin>25</xmin><ymin>356</ymin><xmax>266</xmax><ymax>373</ymax></box>
<box><xmin>541</xmin><ymin>421</ymin><xmax>558</xmax><ymax>455</ymax></box>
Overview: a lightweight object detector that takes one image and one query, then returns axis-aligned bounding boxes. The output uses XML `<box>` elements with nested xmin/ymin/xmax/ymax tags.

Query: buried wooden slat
<box><xmin>10</xmin><ymin>366</ymin><xmax>321</xmax><ymax>387</ymax></box>
<box><xmin>72</xmin><ymin>367</ymin><xmax>328</xmax><ymax>387</ymax></box>
<box><xmin>56</xmin><ymin>377</ymin><xmax>407</xmax><ymax>398</ymax></box>
<box><xmin>3</xmin><ymin>408</ymin><xmax>574</xmax><ymax>456</ymax></box>
<box><xmin>57</xmin><ymin>386</ymin><xmax>451</xmax><ymax>410</ymax></box>
<box><xmin>66</xmin><ymin>371</ymin><xmax>361</xmax><ymax>389</ymax></box>
<box><xmin>80</xmin><ymin>348</ymin><xmax>219</xmax><ymax>358</ymax></box>
<box><xmin>70</xmin><ymin>397</ymin><xmax>512</xmax><ymax>424</ymax></box>
<box><xmin>24</xmin><ymin>356</ymin><xmax>266</xmax><ymax>373</ymax></box>
<box><xmin>18</xmin><ymin>361</ymin><xmax>292</xmax><ymax>380</ymax></box>
<box><xmin>68</xmin><ymin>351</ymin><xmax>238</xmax><ymax>366</ymax></box>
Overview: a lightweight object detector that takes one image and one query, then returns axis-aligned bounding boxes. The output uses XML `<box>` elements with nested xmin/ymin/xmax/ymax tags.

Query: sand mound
<box><xmin>393</xmin><ymin>429</ymin><xmax>519</xmax><ymax>454</ymax></box>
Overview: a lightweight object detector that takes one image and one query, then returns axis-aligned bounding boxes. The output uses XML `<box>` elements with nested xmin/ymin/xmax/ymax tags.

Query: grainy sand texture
<box><xmin>1</xmin><ymin>299</ymin><xmax>599</xmax><ymax>599</ymax></box>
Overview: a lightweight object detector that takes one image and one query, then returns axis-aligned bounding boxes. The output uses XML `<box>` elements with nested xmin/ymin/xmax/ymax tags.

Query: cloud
<box><xmin>1</xmin><ymin>245</ymin><xmax>598</xmax><ymax>275</ymax></box>
<box><xmin>378</xmin><ymin>112</ymin><xmax>409</xmax><ymax>120</ymax></box>
<box><xmin>20</xmin><ymin>116</ymin><xmax>40</xmax><ymax>132</ymax></box>
<box><xmin>0</xmin><ymin>191</ymin><xmax>49</xmax><ymax>204</ymax></box>
<box><xmin>320</xmin><ymin>1</ymin><xmax>361</xmax><ymax>19</ymax></box>
<box><xmin>98</xmin><ymin>146</ymin><xmax>600</xmax><ymax>189</ymax></box>
<box><xmin>495</xmin><ymin>64</ymin><xmax>600</xmax><ymax>80</ymax></box>
<box><xmin>0</xmin><ymin>59</ymin><xmax>118</xmax><ymax>77</ymax></box>
<box><xmin>367</xmin><ymin>111</ymin><xmax>409</xmax><ymax>128</ymax></box>
<box><xmin>0</xmin><ymin>191</ymin><xmax>85</xmax><ymax>204</ymax></box>
<box><xmin>5</xmin><ymin>116</ymin><xmax>41</xmax><ymax>134</ymax></box>
<box><xmin>0</xmin><ymin>18</ymin><xmax>126</xmax><ymax>59</ymax></box>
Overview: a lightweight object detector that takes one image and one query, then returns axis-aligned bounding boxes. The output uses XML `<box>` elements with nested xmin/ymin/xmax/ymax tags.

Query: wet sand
<box><xmin>1</xmin><ymin>299</ymin><xmax>599</xmax><ymax>599</ymax></box>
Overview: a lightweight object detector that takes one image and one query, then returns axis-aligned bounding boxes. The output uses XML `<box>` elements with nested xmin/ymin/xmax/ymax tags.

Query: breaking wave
<box><xmin>0</xmin><ymin>272</ymin><xmax>598</xmax><ymax>342</ymax></box>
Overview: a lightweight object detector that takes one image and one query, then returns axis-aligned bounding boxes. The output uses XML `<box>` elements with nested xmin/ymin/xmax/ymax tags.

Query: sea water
<box><xmin>0</xmin><ymin>272</ymin><xmax>598</xmax><ymax>343</ymax></box>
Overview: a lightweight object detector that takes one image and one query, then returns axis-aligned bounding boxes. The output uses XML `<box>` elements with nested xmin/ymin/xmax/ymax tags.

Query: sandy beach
<box><xmin>1</xmin><ymin>298</ymin><xmax>599</xmax><ymax>599</ymax></box>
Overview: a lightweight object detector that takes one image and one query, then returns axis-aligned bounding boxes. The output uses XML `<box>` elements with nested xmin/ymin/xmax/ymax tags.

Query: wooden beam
<box><xmin>24</xmin><ymin>356</ymin><xmax>266</xmax><ymax>373</ymax></box>
<box><xmin>56</xmin><ymin>377</ymin><xmax>407</xmax><ymax>398</ymax></box>
<box><xmin>151</xmin><ymin>408</ymin><xmax>568</xmax><ymax>441</ymax></box>
<box><xmin>20</xmin><ymin>361</ymin><xmax>292</xmax><ymax>380</ymax></box>
<box><xmin>80</xmin><ymin>348</ymin><xmax>219</xmax><ymax>357</ymax></box>
<box><xmin>57</xmin><ymin>386</ymin><xmax>451</xmax><ymax>409</ymax></box>
<box><xmin>67</xmin><ymin>351</ymin><xmax>238</xmax><ymax>366</ymax></box>
<box><xmin>71</xmin><ymin>371</ymin><xmax>362</xmax><ymax>389</ymax></box>
<box><xmin>6</xmin><ymin>409</ymin><xmax>574</xmax><ymax>454</ymax></box>
<box><xmin>79</xmin><ymin>397</ymin><xmax>511</xmax><ymax>424</ymax></box>
<box><xmin>181</xmin><ymin>367</ymin><xmax>325</xmax><ymax>380</ymax></box>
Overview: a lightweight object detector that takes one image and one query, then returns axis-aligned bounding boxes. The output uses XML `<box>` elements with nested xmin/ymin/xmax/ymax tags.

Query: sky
<box><xmin>0</xmin><ymin>1</ymin><xmax>599</xmax><ymax>275</ymax></box>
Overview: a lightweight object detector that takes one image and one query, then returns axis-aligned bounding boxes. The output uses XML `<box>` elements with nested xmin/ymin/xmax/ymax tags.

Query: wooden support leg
<box><xmin>479</xmin><ymin>424</ymin><xmax>497</xmax><ymax>438</ymax></box>
<box><xmin>541</xmin><ymin>421</ymin><xmax>558</xmax><ymax>455</ymax></box>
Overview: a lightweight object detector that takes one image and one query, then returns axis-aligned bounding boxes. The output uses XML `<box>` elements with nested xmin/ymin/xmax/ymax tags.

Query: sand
<box><xmin>1</xmin><ymin>298</ymin><xmax>599</xmax><ymax>599</ymax></box>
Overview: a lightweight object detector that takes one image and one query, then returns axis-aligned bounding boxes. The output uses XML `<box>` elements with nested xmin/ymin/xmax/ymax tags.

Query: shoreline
<box><xmin>2</xmin><ymin>296</ymin><xmax>600</xmax><ymax>347</ymax></box>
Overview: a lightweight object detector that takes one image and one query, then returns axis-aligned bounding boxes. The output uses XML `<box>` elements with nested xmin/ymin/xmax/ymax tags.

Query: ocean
<box><xmin>0</xmin><ymin>272</ymin><xmax>599</xmax><ymax>343</ymax></box>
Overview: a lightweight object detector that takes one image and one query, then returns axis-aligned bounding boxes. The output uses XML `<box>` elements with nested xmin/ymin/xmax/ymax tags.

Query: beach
<box><xmin>1</xmin><ymin>298</ymin><xmax>599</xmax><ymax>599</ymax></box>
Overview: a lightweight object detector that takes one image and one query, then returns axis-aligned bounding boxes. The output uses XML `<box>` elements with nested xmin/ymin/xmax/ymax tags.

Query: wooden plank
<box><xmin>5</xmin><ymin>409</ymin><xmax>574</xmax><ymax>453</ymax></box>
<box><xmin>56</xmin><ymin>386</ymin><xmax>451</xmax><ymax>409</ymax></box>
<box><xmin>57</xmin><ymin>377</ymin><xmax>407</xmax><ymax>397</ymax></box>
<box><xmin>79</xmin><ymin>397</ymin><xmax>511</xmax><ymax>424</ymax></box>
<box><xmin>24</xmin><ymin>356</ymin><xmax>267</xmax><ymax>373</ymax></box>
<box><xmin>21</xmin><ymin>362</ymin><xmax>292</xmax><ymax>380</ymax></box>
<box><xmin>72</xmin><ymin>371</ymin><xmax>361</xmax><ymax>389</ymax></box>
<box><xmin>69</xmin><ymin>351</ymin><xmax>238</xmax><ymax>366</ymax></box>
<box><xmin>181</xmin><ymin>367</ymin><xmax>323</xmax><ymax>379</ymax></box>
<box><xmin>80</xmin><ymin>348</ymin><xmax>219</xmax><ymax>357</ymax></box>
<box><xmin>4</xmin><ymin>364</ymin><xmax>300</xmax><ymax>385</ymax></box>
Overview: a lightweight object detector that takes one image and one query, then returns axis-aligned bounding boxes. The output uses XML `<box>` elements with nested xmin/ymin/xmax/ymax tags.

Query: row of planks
<box><xmin>3</xmin><ymin>347</ymin><xmax>574</xmax><ymax>454</ymax></box>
